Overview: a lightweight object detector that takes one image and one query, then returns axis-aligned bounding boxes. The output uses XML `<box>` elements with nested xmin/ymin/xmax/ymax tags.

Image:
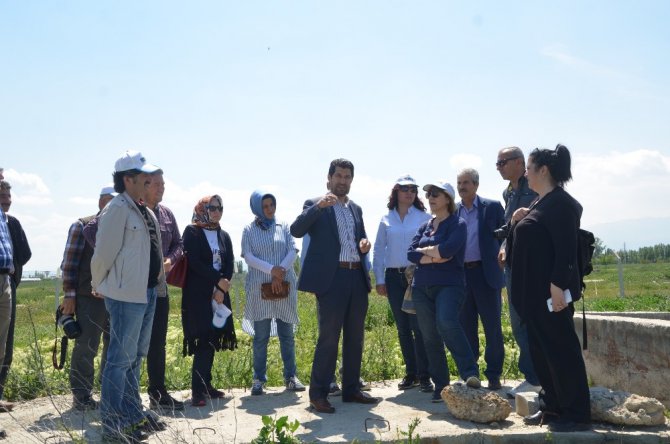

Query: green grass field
<box><xmin>6</xmin><ymin>262</ymin><xmax>669</xmax><ymax>402</ymax></box>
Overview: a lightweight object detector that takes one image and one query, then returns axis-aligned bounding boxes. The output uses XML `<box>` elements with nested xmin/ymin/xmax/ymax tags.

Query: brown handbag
<box><xmin>261</xmin><ymin>281</ymin><xmax>289</xmax><ymax>300</ymax></box>
<box><xmin>166</xmin><ymin>253</ymin><xmax>188</xmax><ymax>288</ymax></box>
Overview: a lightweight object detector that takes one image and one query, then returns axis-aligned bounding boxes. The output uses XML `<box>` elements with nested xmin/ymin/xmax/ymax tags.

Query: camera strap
<box><xmin>51</xmin><ymin>283</ymin><xmax>68</xmax><ymax>370</ymax></box>
<box><xmin>52</xmin><ymin>335</ymin><xmax>68</xmax><ymax>370</ymax></box>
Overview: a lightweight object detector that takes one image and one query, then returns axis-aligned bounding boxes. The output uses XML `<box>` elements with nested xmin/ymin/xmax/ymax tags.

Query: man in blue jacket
<box><xmin>290</xmin><ymin>158</ymin><xmax>378</xmax><ymax>414</ymax></box>
<box><xmin>456</xmin><ymin>168</ymin><xmax>505</xmax><ymax>390</ymax></box>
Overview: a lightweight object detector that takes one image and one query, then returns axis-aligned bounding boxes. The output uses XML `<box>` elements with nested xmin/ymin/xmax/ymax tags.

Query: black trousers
<box><xmin>147</xmin><ymin>295</ymin><xmax>169</xmax><ymax>395</ymax></box>
<box><xmin>191</xmin><ymin>344</ymin><xmax>215</xmax><ymax>397</ymax></box>
<box><xmin>309</xmin><ymin>267</ymin><xmax>369</xmax><ymax>401</ymax></box>
<box><xmin>527</xmin><ymin>304</ymin><xmax>591</xmax><ymax>423</ymax></box>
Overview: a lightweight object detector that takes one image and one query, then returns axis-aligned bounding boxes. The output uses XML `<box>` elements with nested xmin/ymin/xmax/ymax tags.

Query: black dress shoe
<box><xmin>547</xmin><ymin>419</ymin><xmax>591</xmax><ymax>432</ymax></box>
<box><xmin>487</xmin><ymin>378</ymin><xmax>502</xmax><ymax>390</ymax></box>
<box><xmin>342</xmin><ymin>391</ymin><xmax>381</xmax><ymax>404</ymax></box>
<box><xmin>137</xmin><ymin>415</ymin><xmax>167</xmax><ymax>433</ymax></box>
<box><xmin>523</xmin><ymin>410</ymin><xmax>559</xmax><ymax>426</ymax></box>
<box><xmin>310</xmin><ymin>398</ymin><xmax>335</xmax><ymax>413</ymax></box>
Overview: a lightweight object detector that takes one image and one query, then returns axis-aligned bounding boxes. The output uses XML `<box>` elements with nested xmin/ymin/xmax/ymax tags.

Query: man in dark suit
<box><xmin>290</xmin><ymin>158</ymin><xmax>379</xmax><ymax>414</ymax></box>
<box><xmin>456</xmin><ymin>168</ymin><xmax>506</xmax><ymax>390</ymax></box>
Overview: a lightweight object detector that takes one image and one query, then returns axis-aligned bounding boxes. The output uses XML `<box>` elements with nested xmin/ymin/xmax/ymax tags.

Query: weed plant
<box><xmin>6</xmin><ymin>262</ymin><xmax>669</xmax><ymax>402</ymax></box>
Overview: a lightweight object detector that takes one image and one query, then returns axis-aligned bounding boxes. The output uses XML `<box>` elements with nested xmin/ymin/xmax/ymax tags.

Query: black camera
<box><xmin>56</xmin><ymin>307</ymin><xmax>82</xmax><ymax>339</ymax></box>
<box><xmin>493</xmin><ymin>224</ymin><xmax>510</xmax><ymax>240</ymax></box>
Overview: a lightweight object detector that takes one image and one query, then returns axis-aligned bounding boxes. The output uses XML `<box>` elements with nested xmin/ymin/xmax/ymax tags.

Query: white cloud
<box><xmin>2</xmin><ymin>169</ymin><xmax>52</xmax><ymax>206</ymax></box>
<box><xmin>540</xmin><ymin>44</ymin><xmax>624</xmax><ymax>79</ymax></box>
<box><xmin>571</xmin><ymin>149</ymin><xmax>670</xmax><ymax>226</ymax></box>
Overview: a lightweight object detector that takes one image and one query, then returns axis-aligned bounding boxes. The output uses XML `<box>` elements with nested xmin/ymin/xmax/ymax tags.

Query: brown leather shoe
<box><xmin>309</xmin><ymin>398</ymin><xmax>335</xmax><ymax>413</ymax></box>
<box><xmin>0</xmin><ymin>400</ymin><xmax>14</xmax><ymax>413</ymax></box>
<box><xmin>342</xmin><ymin>391</ymin><xmax>381</xmax><ymax>404</ymax></box>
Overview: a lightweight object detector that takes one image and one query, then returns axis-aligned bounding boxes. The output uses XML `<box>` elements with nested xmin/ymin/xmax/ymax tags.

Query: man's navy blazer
<box><xmin>290</xmin><ymin>197</ymin><xmax>371</xmax><ymax>295</ymax></box>
<box><xmin>457</xmin><ymin>196</ymin><xmax>505</xmax><ymax>290</ymax></box>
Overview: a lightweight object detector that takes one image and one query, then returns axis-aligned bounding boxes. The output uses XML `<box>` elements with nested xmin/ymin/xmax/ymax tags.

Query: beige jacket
<box><xmin>91</xmin><ymin>192</ymin><xmax>164</xmax><ymax>303</ymax></box>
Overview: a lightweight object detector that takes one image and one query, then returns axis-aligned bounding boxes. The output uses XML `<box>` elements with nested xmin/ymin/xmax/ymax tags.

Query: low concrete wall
<box><xmin>574</xmin><ymin>312</ymin><xmax>670</xmax><ymax>408</ymax></box>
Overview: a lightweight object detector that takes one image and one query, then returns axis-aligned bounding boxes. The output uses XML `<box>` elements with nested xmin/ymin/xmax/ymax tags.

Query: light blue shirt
<box><xmin>458</xmin><ymin>196</ymin><xmax>481</xmax><ymax>263</ymax></box>
<box><xmin>373</xmin><ymin>206</ymin><xmax>431</xmax><ymax>285</ymax></box>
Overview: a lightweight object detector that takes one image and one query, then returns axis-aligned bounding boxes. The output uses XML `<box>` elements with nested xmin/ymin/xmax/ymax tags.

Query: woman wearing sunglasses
<box><xmin>181</xmin><ymin>195</ymin><xmax>237</xmax><ymax>407</ymax></box>
<box><xmin>407</xmin><ymin>181</ymin><xmax>481</xmax><ymax>402</ymax></box>
<box><xmin>372</xmin><ymin>175</ymin><xmax>432</xmax><ymax>393</ymax></box>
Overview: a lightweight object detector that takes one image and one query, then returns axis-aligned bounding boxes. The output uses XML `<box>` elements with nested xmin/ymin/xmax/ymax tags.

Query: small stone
<box><xmin>442</xmin><ymin>382</ymin><xmax>512</xmax><ymax>423</ymax></box>
<box><xmin>590</xmin><ymin>386</ymin><xmax>666</xmax><ymax>426</ymax></box>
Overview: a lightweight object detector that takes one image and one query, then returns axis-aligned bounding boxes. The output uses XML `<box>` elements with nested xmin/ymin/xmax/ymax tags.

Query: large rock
<box><xmin>441</xmin><ymin>383</ymin><xmax>512</xmax><ymax>423</ymax></box>
<box><xmin>590</xmin><ymin>386</ymin><xmax>666</xmax><ymax>426</ymax></box>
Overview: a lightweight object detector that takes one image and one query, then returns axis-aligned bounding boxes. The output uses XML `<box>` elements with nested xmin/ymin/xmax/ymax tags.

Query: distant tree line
<box><xmin>594</xmin><ymin>238</ymin><xmax>670</xmax><ymax>264</ymax></box>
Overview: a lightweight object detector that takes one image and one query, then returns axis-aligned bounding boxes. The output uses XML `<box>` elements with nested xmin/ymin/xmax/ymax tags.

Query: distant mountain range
<box><xmin>586</xmin><ymin>217</ymin><xmax>669</xmax><ymax>251</ymax></box>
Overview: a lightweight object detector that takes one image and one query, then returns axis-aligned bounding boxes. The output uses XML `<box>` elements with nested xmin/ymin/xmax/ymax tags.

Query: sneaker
<box><xmin>285</xmin><ymin>376</ymin><xmax>306</xmax><ymax>392</ymax></box>
<box><xmin>73</xmin><ymin>395</ymin><xmax>98</xmax><ymax>411</ymax></box>
<box><xmin>359</xmin><ymin>378</ymin><xmax>371</xmax><ymax>391</ymax></box>
<box><xmin>465</xmin><ymin>376</ymin><xmax>481</xmax><ymax>389</ymax></box>
<box><xmin>191</xmin><ymin>395</ymin><xmax>207</xmax><ymax>407</ymax></box>
<box><xmin>206</xmin><ymin>386</ymin><xmax>225</xmax><ymax>399</ymax></box>
<box><xmin>419</xmin><ymin>379</ymin><xmax>434</xmax><ymax>393</ymax></box>
<box><xmin>430</xmin><ymin>390</ymin><xmax>443</xmax><ymax>403</ymax></box>
<box><xmin>329</xmin><ymin>382</ymin><xmax>342</xmax><ymax>396</ymax></box>
<box><xmin>398</xmin><ymin>375</ymin><xmax>419</xmax><ymax>390</ymax></box>
<box><xmin>102</xmin><ymin>428</ymin><xmax>149</xmax><ymax>443</ymax></box>
<box><xmin>135</xmin><ymin>415</ymin><xmax>167</xmax><ymax>433</ymax></box>
<box><xmin>487</xmin><ymin>378</ymin><xmax>502</xmax><ymax>390</ymax></box>
<box><xmin>507</xmin><ymin>380</ymin><xmax>542</xmax><ymax>399</ymax></box>
<box><xmin>251</xmin><ymin>379</ymin><xmax>264</xmax><ymax>396</ymax></box>
<box><xmin>149</xmin><ymin>391</ymin><xmax>185</xmax><ymax>411</ymax></box>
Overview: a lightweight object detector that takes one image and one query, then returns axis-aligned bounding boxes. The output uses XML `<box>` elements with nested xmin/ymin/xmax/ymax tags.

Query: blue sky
<box><xmin>2</xmin><ymin>1</ymin><xmax>669</xmax><ymax>270</ymax></box>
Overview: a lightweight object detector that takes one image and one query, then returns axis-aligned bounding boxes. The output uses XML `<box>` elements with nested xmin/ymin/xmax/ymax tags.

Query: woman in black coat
<box><xmin>508</xmin><ymin>145</ymin><xmax>590</xmax><ymax>432</ymax></box>
<box><xmin>181</xmin><ymin>194</ymin><xmax>237</xmax><ymax>407</ymax></box>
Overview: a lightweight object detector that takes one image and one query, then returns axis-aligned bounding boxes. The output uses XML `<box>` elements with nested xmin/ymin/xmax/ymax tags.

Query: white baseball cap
<box><xmin>211</xmin><ymin>300</ymin><xmax>232</xmax><ymax>328</ymax></box>
<box><xmin>423</xmin><ymin>180</ymin><xmax>456</xmax><ymax>200</ymax></box>
<box><xmin>99</xmin><ymin>186</ymin><xmax>117</xmax><ymax>197</ymax></box>
<box><xmin>395</xmin><ymin>174</ymin><xmax>417</xmax><ymax>186</ymax></box>
<box><xmin>114</xmin><ymin>150</ymin><xmax>161</xmax><ymax>174</ymax></box>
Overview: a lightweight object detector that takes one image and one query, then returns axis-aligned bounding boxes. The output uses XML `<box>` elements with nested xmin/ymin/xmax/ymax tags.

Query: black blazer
<box><xmin>291</xmin><ymin>197</ymin><xmax>371</xmax><ymax>294</ymax></box>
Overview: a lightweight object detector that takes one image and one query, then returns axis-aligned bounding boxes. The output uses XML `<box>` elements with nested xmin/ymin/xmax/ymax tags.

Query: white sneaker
<box><xmin>507</xmin><ymin>380</ymin><xmax>541</xmax><ymax>399</ymax></box>
<box><xmin>285</xmin><ymin>376</ymin><xmax>306</xmax><ymax>392</ymax></box>
<box><xmin>329</xmin><ymin>382</ymin><xmax>342</xmax><ymax>396</ymax></box>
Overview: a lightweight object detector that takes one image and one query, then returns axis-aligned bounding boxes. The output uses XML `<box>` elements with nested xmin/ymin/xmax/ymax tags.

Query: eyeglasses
<box><xmin>425</xmin><ymin>189</ymin><xmax>445</xmax><ymax>199</ymax></box>
<box><xmin>495</xmin><ymin>156</ymin><xmax>521</xmax><ymax>167</ymax></box>
<box><xmin>398</xmin><ymin>185</ymin><xmax>417</xmax><ymax>193</ymax></box>
<box><xmin>206</xmin><ymin>205</ymin><xmax>223</xmax><ymax>212</ymax></box>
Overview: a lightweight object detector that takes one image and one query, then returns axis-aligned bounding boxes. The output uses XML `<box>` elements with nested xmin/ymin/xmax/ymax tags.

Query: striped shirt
<box><xmin>333</xmin><ymin>200</ymin><xmax>360</xmax><ymax>262</ymax></box>
<box><xmin>60</xmin><ymin>219</ymin><xmax>87</xmax><ymax>298</ymax></box>
<box><xmin>241</xmin><ymin>220</ymin><xmax>299</xmax><ymax>329</ymax></box>
<box><xmin>0</xmin><ymin>208</ymin><xmax>12</xmax><ymax>271</ymax></box>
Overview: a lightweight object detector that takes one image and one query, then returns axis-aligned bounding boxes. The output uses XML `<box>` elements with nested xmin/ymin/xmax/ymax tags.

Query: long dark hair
<box><xmin>529</xmin><ymin>144</ymin><xmax>572</xmax><ymax>187</ymax></box>
<box><xmin>387</xmin><ymin>186</ymin><xmax>426</xmax><ymax>211</ymax></box>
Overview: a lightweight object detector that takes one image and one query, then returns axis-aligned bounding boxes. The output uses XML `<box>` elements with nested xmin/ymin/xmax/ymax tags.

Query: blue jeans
<box><xmin>385</xmin><ymin>269</ymin><xmax>429</xmax><ymax>380</ymax></box>
<box><xmin>505</xmin><ymin>266</ymin><xmax>539</xmax><ymax>385</ymax></box>
<box><xmin>412</xmin><ymin>284</ymin><xmax>478</xmax><ymax>392</ymax></box>
<box><xmin>101</xmin><ymin>287</ymin><xmax>156</xmax><ymax>432</ymax></box>
<box><xmin>253</xmin><ymin>318</ymin><xmax>296</xmax><ymax>382</ymax></box>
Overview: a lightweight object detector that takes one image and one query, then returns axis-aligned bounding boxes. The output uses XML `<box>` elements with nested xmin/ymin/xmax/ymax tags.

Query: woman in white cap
<box><xmin>181</xmin><ymin>195</ymin><xmax>237</xmax><ymax>407</ymax></box>
<box><xmin>407</xmin><ymin>180</ymin><xmax>481</xmax><ymax>402</ymax></box>
<box><xmin>373</xmin><ymin>175</ymin><xmax>433</xmax><ymax>393</ymax></box>
<box><xmin>241</xmin><ymin>190</ymin><xmax>304</xmax><ymax>396</ymax></box>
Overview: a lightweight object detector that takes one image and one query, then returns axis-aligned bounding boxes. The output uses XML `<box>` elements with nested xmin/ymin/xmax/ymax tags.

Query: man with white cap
<box><xmin>90</xmin><ymin>151</ymin><xmax>165</xmax><ymax>442</ymax></box>
<box><xmin>60</xmin><ymin>186</ymin><xmax>115</xmax><ymax>411</ymax></box>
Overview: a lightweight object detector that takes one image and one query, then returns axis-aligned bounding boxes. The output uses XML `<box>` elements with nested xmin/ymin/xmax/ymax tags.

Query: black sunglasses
<box><xmin>495</xmin><ymin>156</ymin><xmax>521</xmax><ymax>167</ymax></box>
<box><xmin>206</xmin><ymin>205</ymin><xmax>223</xmax><ymax>212</ymax></box>
<box><xmin>398</xmin><ymin>185</ymin><xmax>418</xmax><ymax>193</ymax></box>
<box><xmin>425</xmin><ymin>189</ymin><xmax>445</xmax><ymax>199</ymax></box>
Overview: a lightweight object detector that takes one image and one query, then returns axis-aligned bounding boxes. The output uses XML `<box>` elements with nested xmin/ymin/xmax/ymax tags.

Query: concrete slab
<box><xmin>3</xmin><ymin>380</ymin><xmax>668</xmax><ymax>443</ymax></box>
